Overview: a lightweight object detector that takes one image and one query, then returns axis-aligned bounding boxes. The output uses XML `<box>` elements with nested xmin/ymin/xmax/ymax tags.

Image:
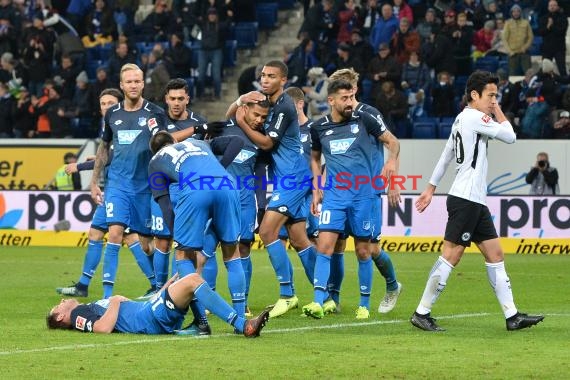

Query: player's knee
<box><xmin>87</xmin><ymin>228</ymin><xmax>104</xmax><ymax>241</ymax></box>
<box><xmin>258</xmin><ymin>224</ymin><xmax>278</xmax><ymax>244</ymax></box>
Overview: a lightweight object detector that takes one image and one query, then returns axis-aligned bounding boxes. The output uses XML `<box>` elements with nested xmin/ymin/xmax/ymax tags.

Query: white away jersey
<box><xmin>429</xmin><ymin>107</ymin><xmax>516</xmax><ymax>205</ymax></box>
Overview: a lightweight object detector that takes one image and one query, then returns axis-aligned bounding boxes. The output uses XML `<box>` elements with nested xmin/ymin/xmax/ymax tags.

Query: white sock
<box><xmin>416</xmin><ymin>256</ymin><xmax>454</xmax><ymax>315</ymax></box>
<box><xmin>486</xmin><ymin>261</ymin><xmax>518</xmax><ymax>318</ymax></box>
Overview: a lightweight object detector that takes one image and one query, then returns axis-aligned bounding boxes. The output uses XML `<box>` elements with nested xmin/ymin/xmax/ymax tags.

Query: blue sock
<box><xmin>176</xmin><ymin>259</ymin><xmax>196</xmax><ymax>277</ymax></box>
<box><xmin>194</xmin><ymin>282</ymin><xmax>245</xmax><ymax>332</ymax></box>
<box><xmin>201</xmin><ymin>252</ymin><xmax>218</xmax><ymax>290</ymax></box>
<box><xmin>373</xmin><ymin>250</ymin><xmax>398</xmax><ymax>291</ymax></box>
<box><xmin>225</xmin><ymin>258</ymin><xmax>246</xmax><ymax>317</ymax></box>
<box><xmin>152</xmin><ymin>247</ymin><xmax>170</xmax><ymax>289</ymax></box>
<box><xmin>328</xmin><ymin>252</ymin><xmax>344</xmax><ymax>304</ymax></box>
<box><xmin>102</xmin><ymin>242</ymin><xmax>121</xmax><ymax>299</ymax></box>
<box><xmin>241</xmin><ymin>255</ymin><xmax>252</xmax><ymax>304</ymax></box>
<box><xmin>129</xmin><ymin>242</ymin><xmax>156</xmax><ymax>288</ymax></box>
<box><xmin>189</xmin><ymin>299</ymin><xmax>208</xmax><ymax>325</ymax></box>
<box><xmin>266</xmin><ymin>240</ymin><xmax>294</xmax><ymax>297</ymax></box>
<box><xmin>313</xmin><ymin>253</ymin><xmax>331</xmax><ymax>305</ymax></box>
<box><xmin>78</xmin><ymin>240</ymin><xmax>103</xmax><ymax>286</ymax></box>
<box><xmin>358</xmin><ymin>257</ymin><xmax>373</xmax><ymax>308</ymax></box>
<box><xmin>297</xmin><ymin>245</ymin><xmax>316</xmax><ymax>284</ymax></box>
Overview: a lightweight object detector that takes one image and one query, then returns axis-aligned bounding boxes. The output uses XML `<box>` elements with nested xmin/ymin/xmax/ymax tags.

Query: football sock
<box><xmin>313</xmin><ymin>253</ymin><xmax>331</xmax><ymax>305</ymax></box>
<box><xmin>152</xmin><ymin>247</ymin><xmax>170</xmax><ymax>290</ymax></box>
<box><xmin>78</xmin><ymin>239</ymin><xmax>103</xmax><ymax>286</ymax></box>
<box><xmin>129</xmin><ymin>241</ymin><xmax>156</xmax><ymax>288</ymax></box>
<box><xmin>194</xmin><ymin>282</ymin><xmax>245</xmax><ymax>332</ymax></box>
<box><xmin>328</xmin><ymin>252</ymin><xmax>344</xmax><ymax>304</ymax></box>
<box><xmin>266</xmin><ymin>239</ymin><xmax>294</xmax><ymax>297</ymax></box>
<box><xmin>189</xmin><ymin>299</ymin><xmax>208</xmax><ymax>326</ymax></box>
<box><xmin>176</xmin><ymin>259</ymin><xmax>196</xmax><ymax>278</ymax></box>
<box><xmin>241</xmin><ymin>255</ymin><xmax>252</xmax><ymax>303</ymax></box>
<box><xmin>373</xmin><ymin>250</ymin><xmax>398</xmax><ymax>291</ymax></box>
<box><xmin>225</xmin><ymin>258</ymin><xmax>246</xmax><ymax>317</ymax></box>
<box><xmin>201</xmin><ymin>252</ymin><xmax>218</xmax><ymax>290</ymax></box>
<box><xmin>297</xmin><ymin>245</ymin><xmax>316</xmax><ymax>284</ymax></box>
<box><xmin>486</xmin><ymin>261</ymin><xmax>518</xmax><ymax>318</ymax></box>
<box><xmin>102</xmin><ymin>242</ymin><xmax>121</xmax><ymax>299</ymax></box>
<box><xmin>416</xmin><ymin>256</ymin><xmax>454</xmax><ymax>315</ymax></box>
<box><xmin>358</xmin><ymin>257</ymin><xmax>373</xmax><ymax>308</ymax></box>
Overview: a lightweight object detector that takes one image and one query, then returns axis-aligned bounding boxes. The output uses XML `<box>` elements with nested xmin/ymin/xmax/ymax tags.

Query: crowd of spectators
<box><xmin>0</xmin><ymin>0</ymin><xmax>570</xmax><ymax>139</ymax></box>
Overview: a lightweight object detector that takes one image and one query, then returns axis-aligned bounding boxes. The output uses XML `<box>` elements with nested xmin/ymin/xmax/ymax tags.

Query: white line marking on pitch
<box><xmin>0</xmin><ymin>312</ymin><xmax>565</xmax><ymax>357</ymax></box>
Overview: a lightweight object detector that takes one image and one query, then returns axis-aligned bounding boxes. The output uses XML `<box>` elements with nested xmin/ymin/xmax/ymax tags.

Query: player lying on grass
<box><xmin>47</xmin><ymin>273</ymin><xmax>269</xmax><ymax>337</ymax></box>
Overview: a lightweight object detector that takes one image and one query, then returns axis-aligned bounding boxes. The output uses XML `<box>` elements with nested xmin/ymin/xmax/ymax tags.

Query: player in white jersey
<box><xmin>410</xmin><ymin>70</ymin><xmax>544</xmax><ymax>332</ymax></box>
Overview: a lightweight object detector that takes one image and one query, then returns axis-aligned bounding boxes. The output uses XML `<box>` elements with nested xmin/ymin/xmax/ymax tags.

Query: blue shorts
<box><xmin>267</xmin><ymin>186</ymin><xmax>310</xmax><ymax>222</ymax></box>
<box><xmin>104</xmin><ymin>188</ymin><xmax>152</xmax><ymax>236</ymax></box>
<box><xmin>91</xmin><ymin>203</ymin><xmax>108</xmax><ymax>232</ymax></box>
<box><xmin>115</xmin><ymin>289</ymin><xmax>186</xmax><ymax>334</ymax></box>
<box><xmin>202</xmin><ymin>200</ymin><xmax>256</xmax><ymax>256</ymax></box>
<box><xmin>151</xmin><ymin>198</ymin><xmax>172</xmax><ymax>239</ymax></box>
<box><xmin>319</xmin><ymin>197</ymin><xmax>373</xmax><ymax>239</ymax></box>
<box><xmin>370</xmin><ymin>195</ymin><xmax>382</xmax><ymax>243</ymax></box>
<box><xmin>174</xmin><ymin>186</ymin><xmax>241</xmax><ymax>250</ymax></box>
<box><xmin>278</xmin><ymin>192</ymin><xmax>318</xmax><ymax>239</ymax></box>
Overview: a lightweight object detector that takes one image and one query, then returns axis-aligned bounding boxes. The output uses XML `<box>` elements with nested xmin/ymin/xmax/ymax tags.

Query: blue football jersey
<box><xmin>148</xmin><ymin>138</ymin><xmax>233</xmax><ymax>201</ymax></box>
<box><xmin>222</xmin><ymin>119</ymin><xmax>259</xmax><ymax>203</ymax></box>
<box><xmin>264</xmin><ymin>93</ymin><xmax>311</xmax><ymax>183</ymax></box>
<box><xmin>355</xmin><ymin>102</ymin><xmax>388</xmax><ymax>194</ymax></box>
<box><xmin>299</xmin><ymin>120</ymin><xmax>312</xmax><ymax>166</ymax></box>
<box><xmin>103</xmin><ymin>100</ymin><xmax>169</xmax><ymax>193</ymax></box>
<box><xmin>311</xmin><ymin>112</ymin><xmax>386</xmax><ymax>202</ymax></box>
<box><xmin>165</xmin><ymin>110</ymin><xmax>207</xmax><ymax>133</ymax></box>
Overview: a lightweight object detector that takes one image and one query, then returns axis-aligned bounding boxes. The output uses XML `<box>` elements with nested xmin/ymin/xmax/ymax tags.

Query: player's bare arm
<box><xmin>90</xmin><ymin>141</ymin><xmax>110</xmax><ymax>205</ymax></box>
<box><xmin>378</xmin><ymin>130</ymin><xmax>401</xmax><ymax>206</ymax></box>
<box><xmin>235</xmin><ymin>108</ymin><xmax>274</xmax><ymax>150</ymax></box>
<box><xmin>92</xmin><ymin>295</ymin><xmax>129</xmax><ymax>333</ymax></box>
<box><xmin>310</xmin><ymin>149</ymin><xmax>323</xmax><ymax>216</ymax></box>
<box><xmin>225</xmin><ymin>91</ymin><xmax>266</xmax><ymax>118</ymax></box>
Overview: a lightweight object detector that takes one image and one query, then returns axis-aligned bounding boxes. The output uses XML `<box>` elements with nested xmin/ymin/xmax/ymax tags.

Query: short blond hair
<box><xmin>329</xmin><ymin>68</ymin><xmax>359</xmax><ymax>86</ymax></box>
<box><xmin>120</xmin><ymin>63</ymin><xmax>143</xmax><ymax>81</ymax></box>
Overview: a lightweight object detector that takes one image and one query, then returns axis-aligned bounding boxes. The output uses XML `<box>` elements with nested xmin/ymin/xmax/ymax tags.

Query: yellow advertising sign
<box><xmin>0</xmin><ymin>146</ymin><xmax>81</xmax><ymax>190</ymax></box>
<box><xmin>2</xmin><ymin>230</ymin><xmax>569</xmax><ymax>255</ymax></box>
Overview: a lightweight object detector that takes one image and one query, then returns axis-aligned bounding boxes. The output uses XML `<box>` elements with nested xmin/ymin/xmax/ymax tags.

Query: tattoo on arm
<box><xmin>92</xmin><ymin>142</ymin><xmax>110</xmax><ymax>184</ymax></box>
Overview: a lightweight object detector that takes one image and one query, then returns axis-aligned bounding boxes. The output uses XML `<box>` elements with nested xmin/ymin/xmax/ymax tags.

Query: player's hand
<box><xmin>195</xmin><ymin>121</ymin><xmax>226</xmax><ymax>138</ymax></box>
<box><xmin>235</xmin><ymin>107</ymin><xmax>249</xmax><ymax>129</ymax></box>
<box><xmin>387</xmin><ymin>186</ymin><xmax>401</xmax><ymax>207</ymax></box>
<box><xmin>311</xmin><ymin>191</ymin><xmax>322</xmax><ymax>216</ymax></box>
<box><xmin>381</xmin><ymin>159</ymin><xmax>397</xmax><ymax>183</ymax></box>
<box><xmin>415</xmin><ymin>190</ymin><xmax>433</xmax><ymax>213</ymax></box>
<box><xmin>65</xmin><ymin>163</ymin><xmax>78</xmax><ymax>174</ymax></box>
<box><xmin>240</xmin><ymin>91</ymin><xmax>266</xmax><ymax>105</ymax></box>
<box><xmin>91</xmin><ymin>183</ymin><xmax>104</xmax><ymax>205</ymax></box>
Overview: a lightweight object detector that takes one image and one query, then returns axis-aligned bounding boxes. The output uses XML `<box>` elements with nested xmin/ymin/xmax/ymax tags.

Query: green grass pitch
<box><xmin>0</xmin><ymin>246</ymin><xmax>568</xmax><ymax>379</ymax></box>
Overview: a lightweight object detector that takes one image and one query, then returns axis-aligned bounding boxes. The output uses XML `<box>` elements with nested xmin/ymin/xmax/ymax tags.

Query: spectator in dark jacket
<box><xmin>0</xmin><ymin>81</ymin><xmax>13</xmax><ymax>137</ymax></box>
<box><xmin>12</xmin><ymin>87</ymin><xmax>35</xmax><ymax>138</ymax></box>
<box><xmin>423</xmin><ymin>26</ymin><xmax>456</xmax><ymax>76</ymax></box>
<box><xmin>538</xmin><ymin>0</ymin><xmax>569</xmax><ymax>76</ymax></box>
<box><xmin>431</xmin><ymin>71</ymin><xmax>456</xmax><ymax>117</ymax></box>
<box><xmin>164</xmin><ymin>32</ymin><xmax>192</xmax><ymax>78</ymax></box>
<box><xmin>367</xmin><ymin>42</ymin><xmax>401</xmax><ymax>101</ymax></box>
<box><xmin>107</xmin><ymin>40</ymin><xmax>137</xmax><ymax>86</ymax></box>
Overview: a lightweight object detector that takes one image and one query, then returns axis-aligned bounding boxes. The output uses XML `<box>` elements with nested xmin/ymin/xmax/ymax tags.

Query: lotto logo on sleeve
<box><xmin>330</xmin><ymin>138</ymin><xmax>356</xmax><ymax>154</ymax></box>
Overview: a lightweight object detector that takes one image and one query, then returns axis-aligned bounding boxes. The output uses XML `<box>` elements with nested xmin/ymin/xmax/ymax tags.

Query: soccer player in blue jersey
<box><xmin>327</xmin><ymin>68</ymin><xmax>403</xmax><ymax>315</ymax></box>
<box><xmin>148</xmin><ymin>131</ymin><xmax>247</xmax><ymax>326</ymax></box>
<box><xmin>56</xmin><ymin>88</ymin><xmax>153</xmax><ymax>298</ymax></box>
<box><xmin>90</xmin><ymin>63</ymin><xmax>170</xmax><ymax>299</ymax></box>
<box><xmin>227</xmin><ymin>61</ymin><xmax>317</xmax><ymax>318</ymax></box>
<box><xmin>149</xmin><ymin>78</ymin><xmax>209</xmax><ymax>296</ymax></box>
<box><xmin>302</xmin><ymin>79</ymin><xmax>399</xmax><ymax>319</ymax></box>
<box><xmin>200</xmin><ymin>99</ymin><xmax>271</xmax><ymax>317</ymax></box>
<box><xmin>47</xmin><ymin>272</ymin><xmax>269</xmax><ymax>337</ymax></box>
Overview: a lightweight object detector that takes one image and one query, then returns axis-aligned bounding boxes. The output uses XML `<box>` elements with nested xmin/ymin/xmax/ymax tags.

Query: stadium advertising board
<box><xmin>0</xmin><ymin>140</ymin><xmax>87</xmax><ymax>190</ymax></box>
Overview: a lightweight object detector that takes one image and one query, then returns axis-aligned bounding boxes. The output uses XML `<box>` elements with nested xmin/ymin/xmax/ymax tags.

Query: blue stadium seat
<box><xmin>412</xmin><ymin>121</ymin><xmax>437</xmax><ymax>138</ymax></box>
<box><xmin>234</xmin><ymin>22</ymin><xmax>259</xmax><ymax>49</ymax></box>
<box><xmin>360</xmin><ymin>79</ymin><xmax>373</xmax><ymax>105</ymax></box>
<box><xmin>256</xmin><ymin>2</ymin><xmax>279</xmax><ymax>29</ymax></box>
<box><xmin>99</xmin><ymin>44</ymin><xmax>114</xmax><ymax>61</ymax></box>
<box><xmin>224</xmin><ymin>39</ymin><xmax>238</xmax><ymax>68</ymax></box>
<box><xmin>185</xmin><ymin>77</ymin><xmax>195</xmax><ymax>98</ymax></box>
<box><xmin>278</xmin><ymin>0</ymin><xmax>296</xmax><ymax>9</ymax></box>
<box><xmin>438</xmin><ymin>122</ymin><xmax>453</xmax><ymax>139</ymax></box>
<box><xmin>530</xmin><ymin>36</ymin><xmax>542</xmax><ymax>56</ymax></box>
<box><xmin>474</xmin><ymin>55</ymin><xmax>499</xmax><ymax>72</ymax></box>
<box><xmin>86</xmin><ymin>60</ymin><xmax>105</xmax><ymax>80</ymax></box>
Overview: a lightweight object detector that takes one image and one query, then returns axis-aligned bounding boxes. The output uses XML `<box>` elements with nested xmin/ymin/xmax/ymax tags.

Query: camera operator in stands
<box><xmin>525</xmin><ymin>152</ymin><xmax>559</xmax><ymax>195</ymax></box>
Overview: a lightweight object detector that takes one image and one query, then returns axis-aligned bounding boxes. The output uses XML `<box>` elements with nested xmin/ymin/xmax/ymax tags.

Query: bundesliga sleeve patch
<box><xmin>481</xmin><ymin>114</ymin><xmax>491</xmax><ymax>124</ymax></box>
<box><xmin>148</xmin><ymin>118</ymin><xmax>158</xmax><ymax>130</ymax></box>
<box><xmin>75</xmin><ymin>316</ymin><xmax>87</xmax><ymax>330</ymax></box>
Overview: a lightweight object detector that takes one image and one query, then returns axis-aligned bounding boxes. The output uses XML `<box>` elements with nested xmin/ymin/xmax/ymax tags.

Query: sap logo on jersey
<box><xmin>117</xmin><ymin>130</ymin><xmax>142</xmax><ymax>144</ymax></box>
<box><xmin>233</xmin><ymin>149</ymin><xmax>255</xmax><ymax>164</ymax></box>
<box><xmin>330</xmin><ymin>138</ymin><xmax>356</xmax><ymax>154</ymax></box>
